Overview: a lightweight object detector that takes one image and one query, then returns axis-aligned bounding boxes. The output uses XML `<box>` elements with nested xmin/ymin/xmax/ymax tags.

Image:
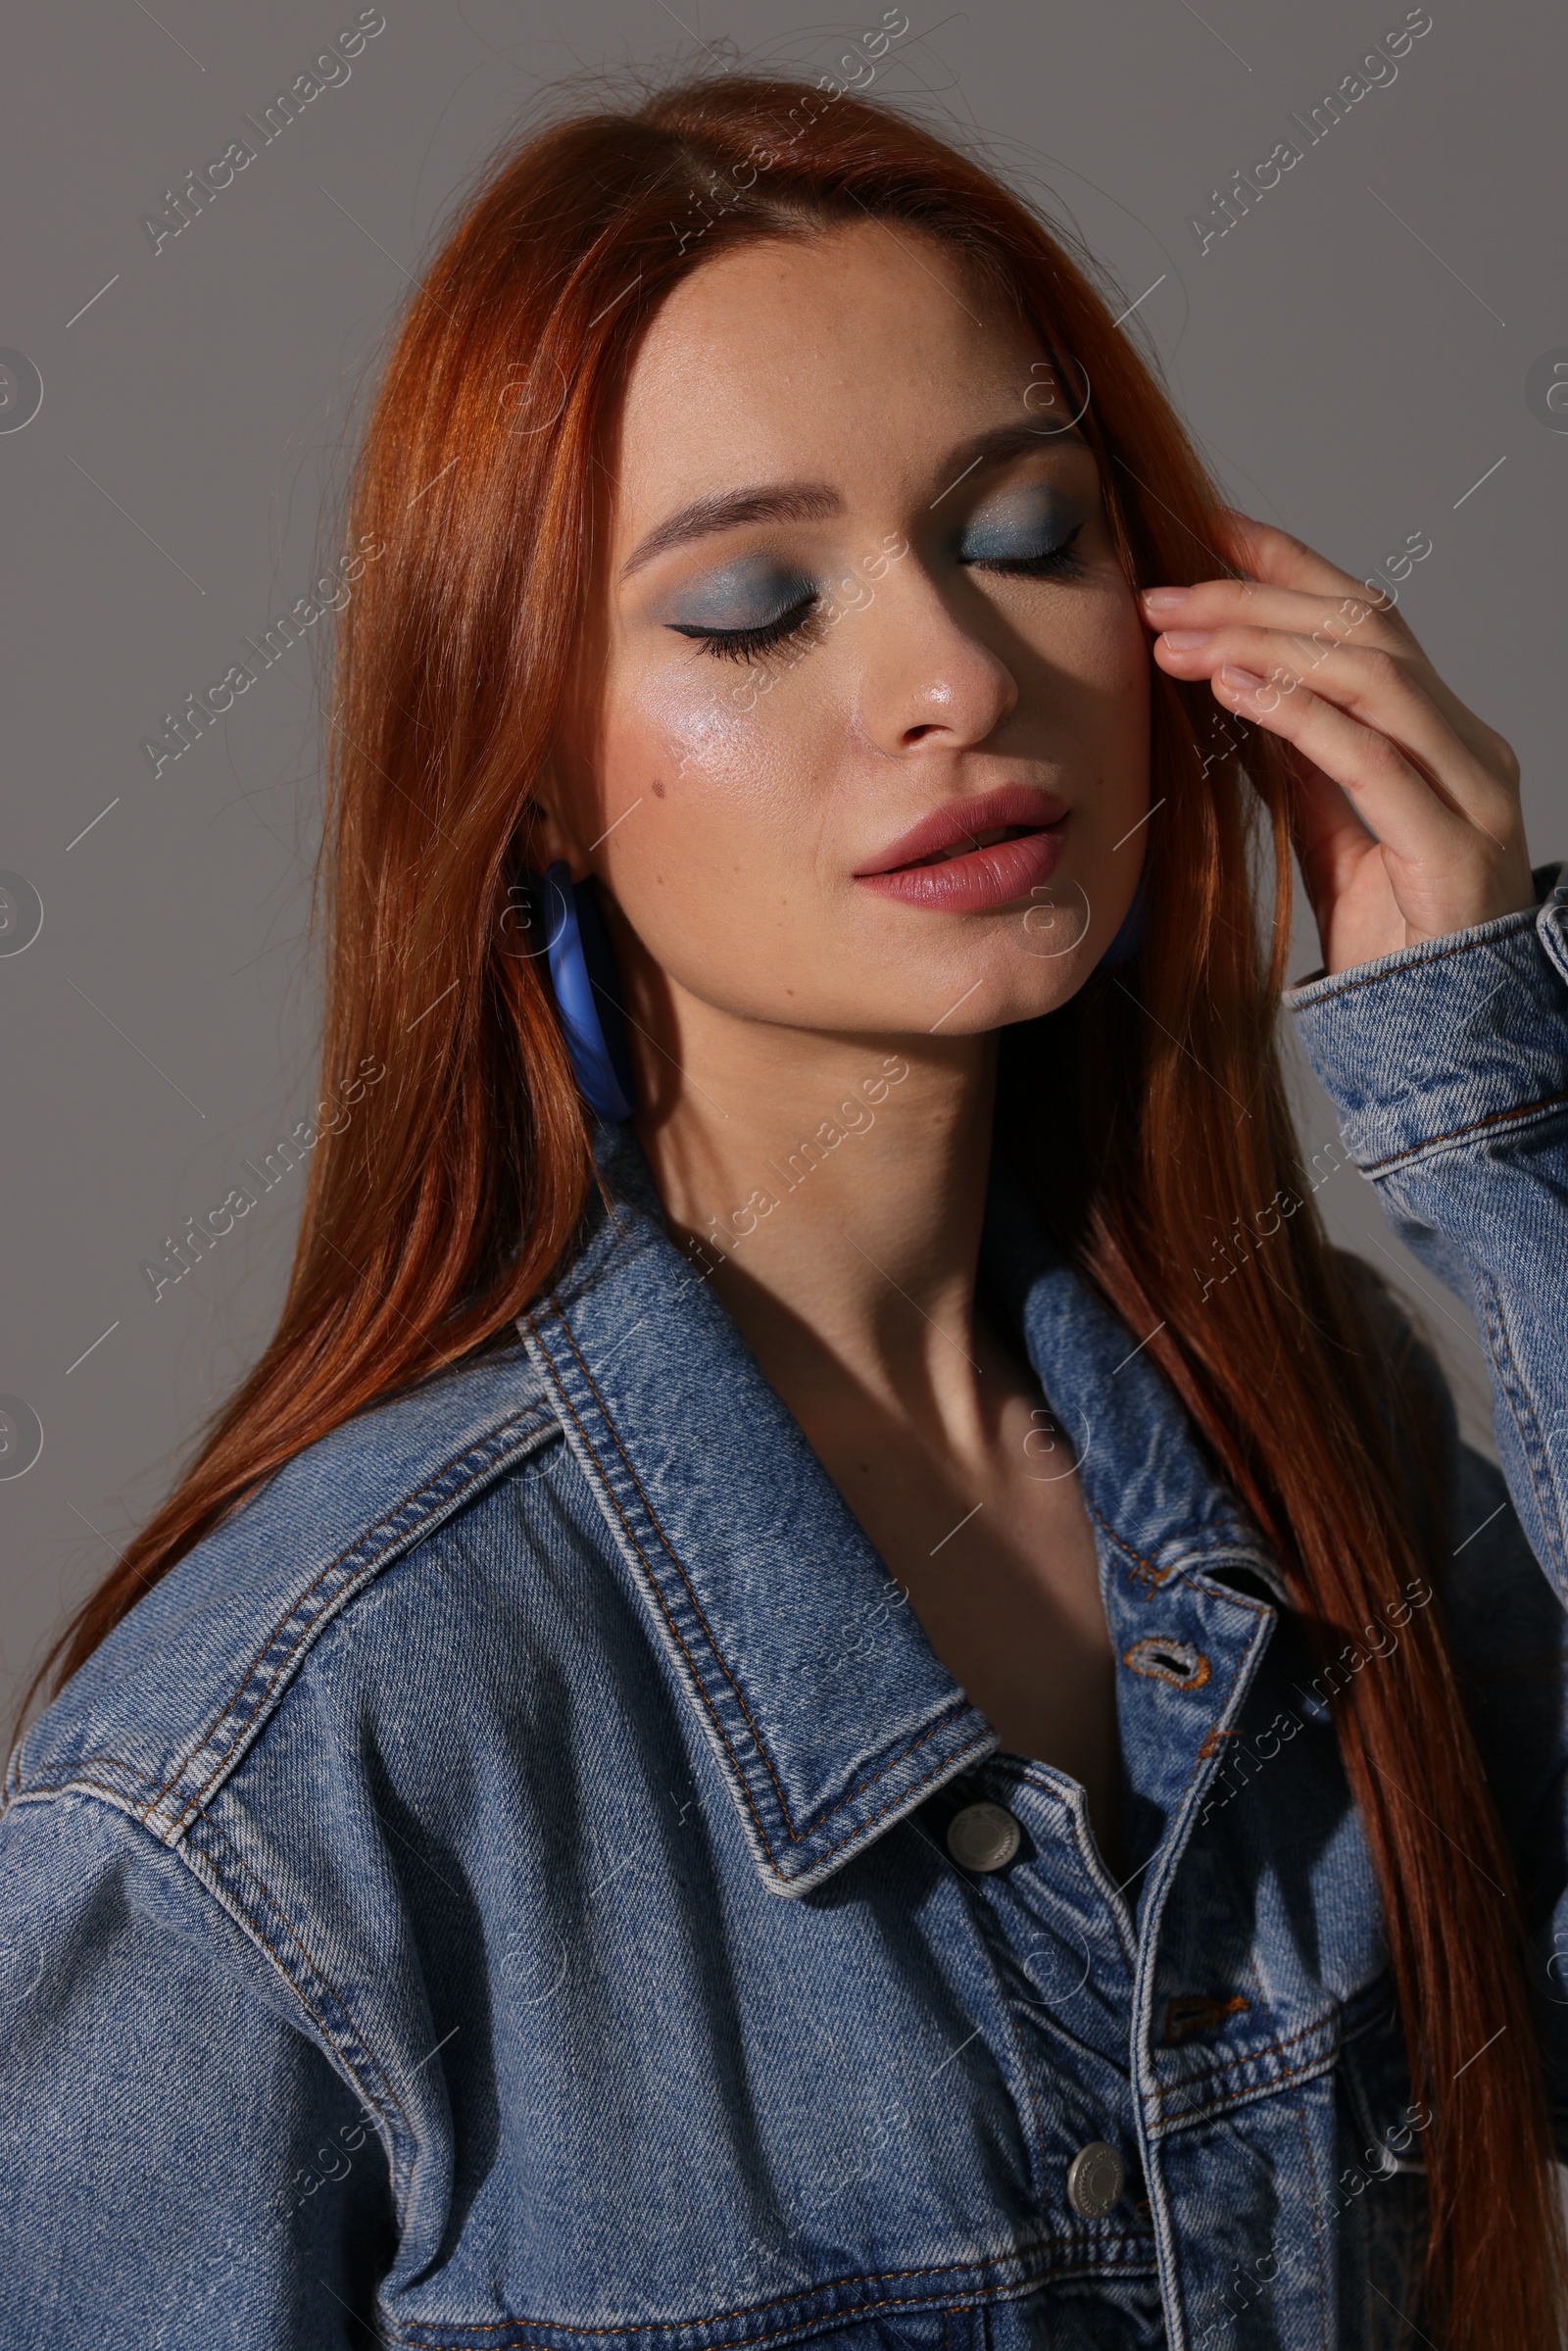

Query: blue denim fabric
<box><xmin>4</xmin><ymin>861</ymin><xmax>1567</xmax><ymax>2350</ymax></box>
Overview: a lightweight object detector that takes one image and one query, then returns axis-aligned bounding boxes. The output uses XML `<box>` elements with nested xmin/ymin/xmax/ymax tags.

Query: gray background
<box><xmin>3</xmin><ymin>0</ymin><xmax>1564</xmax><ymax>1728</ymax></box>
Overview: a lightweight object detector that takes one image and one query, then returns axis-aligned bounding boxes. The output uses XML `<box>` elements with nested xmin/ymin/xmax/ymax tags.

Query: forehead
<box><xmin>606</xmin><ymin>222</ymin><xmax>1070</xmax><ymax>537</ymax></box>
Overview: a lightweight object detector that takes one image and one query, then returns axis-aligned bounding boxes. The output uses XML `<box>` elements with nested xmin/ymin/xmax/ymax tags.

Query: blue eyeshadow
<box><xmin>960</xmin><ymin>489</ymin><xmax>1083</xmax><ymax>563</ymax></box>
<box><xmin>666</xmin><ymin>562</ymin><xmax>815</xmax><ymax>630</ymax></box>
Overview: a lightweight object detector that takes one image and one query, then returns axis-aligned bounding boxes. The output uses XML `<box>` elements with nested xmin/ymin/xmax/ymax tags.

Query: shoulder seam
<box><xmin>0</xmin><ymin>1773</ymin><xmax>418</xmax><ymax>2215</ymax></box>
<box><xmin>178</xmin><ymin>1800</ymin><xmax>417</xmax><ymax>2207</ymax></box>
<box><xmin>11</xmin><ymin>1395</ymin><xmax>560</xmax><ymax>1835</ymax></box>
<box><xmin>153</xmin><ymin>1397</ymin><xmax>560</xmax><ymax>1840</ymax></box>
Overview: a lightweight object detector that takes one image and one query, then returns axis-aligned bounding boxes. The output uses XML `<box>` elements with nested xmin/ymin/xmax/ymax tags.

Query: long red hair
<box><xmin>23</xmin><ymin>68</ymin><xmax>1565</xmax><ymax>2343</ymax></box>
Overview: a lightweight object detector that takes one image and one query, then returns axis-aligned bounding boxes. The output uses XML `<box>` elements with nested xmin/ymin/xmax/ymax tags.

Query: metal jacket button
<box><xmin>945</xmin><ymin>1800</ymin><xmax>1021</xmax><ymax>1872</ymax></box>
<box><xmin>1066</xmin><ymin>2140</ymin><xmax>1126</xmax><ymax>2218</ymax></box>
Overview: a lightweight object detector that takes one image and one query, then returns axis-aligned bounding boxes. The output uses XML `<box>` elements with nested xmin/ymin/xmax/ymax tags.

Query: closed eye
<box><xmin>666</xmin><ymin>515</ymin><xmax>1087</xmax><ymax>664</ymax></box>
<box><xmin>667</xmin><ymin>591</ymin><xmax>820</xmax><ymax>662</ymax></box>
<box><xmin>963</xmin><ymin>521</ymin><xmax>1087</xmax><ymax>580</ymax></box>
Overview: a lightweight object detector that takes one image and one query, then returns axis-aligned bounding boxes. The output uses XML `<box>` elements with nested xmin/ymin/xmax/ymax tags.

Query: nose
<box><xmin>852</xmin><ymin>560</ymin><xmax>1019</xmax><ymax>758</ymax></box>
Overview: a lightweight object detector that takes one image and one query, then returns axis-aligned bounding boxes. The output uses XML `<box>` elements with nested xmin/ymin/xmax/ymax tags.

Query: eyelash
<box><xmin>673</xmin><ymin>524</ymin><xmax>1088</xmax><ymax>663</ymax></box>
<box><xmin>970</xmin><ymin>523</ymin><xmax>1088</xmax><ymax>581</ymax></box>
<box><xmin>672</xmin><ymin>595</ymin><xmax>820</xmax><ymax>663</ymax></box>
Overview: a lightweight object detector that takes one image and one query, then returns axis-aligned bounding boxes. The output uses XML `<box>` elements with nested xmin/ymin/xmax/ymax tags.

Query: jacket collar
<box><xmin>518</xmin><ymin>1120</ymin><xmax>1281</xmax><ymax>1898</ymax></box>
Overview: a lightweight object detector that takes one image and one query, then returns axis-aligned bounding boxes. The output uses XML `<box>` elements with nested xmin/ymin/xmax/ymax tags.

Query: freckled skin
<box><xmin>536</xmin><ymin>220</ymin><xmax>1150</xmax><ymax>1040</ymax></box>
<box><xmin>529</xmin><ymin>222</ymin><xmax>1153</xmax><ymax>1867</ymax></box>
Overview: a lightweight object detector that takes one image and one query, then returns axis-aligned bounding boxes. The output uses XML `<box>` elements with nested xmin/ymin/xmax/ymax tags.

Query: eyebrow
<box><xmin>619</xmin><ymin>484</ymin><xmax>838</xmax><ymax>582</ymax></box>
<box><xmin>926</xmin><ymin>418</ymin><xmax>1087</xmax><ymax>508</ymax></box>
<box><xmin>616</xmin><ymin>417</ymin><xmax>1086</xmax><ymax>581</ymax></box>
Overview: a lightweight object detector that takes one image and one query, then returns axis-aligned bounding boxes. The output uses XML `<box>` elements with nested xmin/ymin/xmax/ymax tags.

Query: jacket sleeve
<box><xmin>0</xmin><ymin>1785</ymin><xmax>394</xmax><ymax>2347</ymax></box>
<box><xmin>1286</xmin><ymin>858</ymin><xmax>1568</xmax><ymax>1607</ymax></box>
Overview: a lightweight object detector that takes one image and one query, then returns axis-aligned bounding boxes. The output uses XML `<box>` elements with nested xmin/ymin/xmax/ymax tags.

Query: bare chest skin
<box><xmin>784</xmin><ymin>1321</ymin><xmax>1126</xmax><ymax>1882</ymax></box>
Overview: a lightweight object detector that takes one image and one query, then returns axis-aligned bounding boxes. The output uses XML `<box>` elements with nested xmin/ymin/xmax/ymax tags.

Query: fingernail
<box><xmin>1141</xmin><ymin>588</ymin><xmax>1189</xmax><ymax>612</ymax></box>
<box><xmin>1219</xmin><ymin>663</ymin><xmax>1269</xmax><ymax>691</ymax></box>
<box><xmin>1160</xmin><ymin>628</ymin><xmax>1213</xmax><ymax>650</ymax></box>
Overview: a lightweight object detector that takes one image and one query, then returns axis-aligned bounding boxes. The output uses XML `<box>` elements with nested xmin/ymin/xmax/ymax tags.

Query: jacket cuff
<box><xmin>1284</xmin><ymin>860</ymin><xmax>1568</xmax><ymax>1175</ymax></box>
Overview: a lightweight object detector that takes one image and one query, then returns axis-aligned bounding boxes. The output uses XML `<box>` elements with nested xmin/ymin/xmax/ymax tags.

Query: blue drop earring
<box><xmin>532</xmin><ymin>852</ymin><xmax>1139</xmax><ymax>1110</ymax></box>
<box><xmin>540</xmin><ymin>860</ymin><xmax>636</xmax><ymax>1121</ymax></box>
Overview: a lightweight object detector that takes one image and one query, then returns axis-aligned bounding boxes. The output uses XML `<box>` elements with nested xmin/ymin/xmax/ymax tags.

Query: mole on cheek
<box><xmin>651</xmin><ymin>776</ymin><xmax>666</xmax><ymax>799</ymax></box>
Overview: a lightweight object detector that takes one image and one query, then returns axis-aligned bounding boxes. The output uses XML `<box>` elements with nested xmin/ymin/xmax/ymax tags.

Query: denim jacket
<box><xmin>5</xmin><ymin>863</ymin><xmax>1568</xmax><ymax>2351</ymax></box>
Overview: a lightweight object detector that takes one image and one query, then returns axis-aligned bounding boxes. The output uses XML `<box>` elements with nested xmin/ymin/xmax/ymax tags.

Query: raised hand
<box><xmin>1139</xmin><ymin>510</ymin><xmax>1537</xmax><ymax>977</ymax></box>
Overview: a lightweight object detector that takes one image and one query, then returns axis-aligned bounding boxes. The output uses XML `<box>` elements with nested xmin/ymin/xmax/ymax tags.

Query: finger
<box><xmin>1202</xmin><ymin>509</ymin><xmax>1452</xmax><ymax>685</ymax></box>
<box><xmin>1150</xmin><ymin>511</ymin><xmax>1442</xmax><ymax>718</ymax></box>
<box><xmin>1292</xmin><ymin>806</ymin><xmax>1380</xmax><ymax>952</ymax></box>
<box><xmin>1145</xmin><ymin>574</ymin><xmax>1518</xmax><ymax>784</ymax></box>
<box><xmin>1153</xmin><ymin>628</ymin><xmax>1512</xmax><ymax>842</ymax></box>
<box><xmin>1142</xmin><ymin>579</ymin><xmax>1418</xmax><ymax>710</ymax></box>
<box><xmin>1209</xmin><ymin>510</ymin><xmax>1375</xmax><ymax>608</ymax></box>
<box><xmin>1208</xmin><ymin>661</ymin><xmax>1482</xmax><ymax>872</ymax></box>
<box><xmin>1279</xmin><ymin>744</ymin><xmax>1381</xmax><ymax>916</ymax></box>
<box><xmin>1140</xmin><ymin>579</ymin><xmax>1401</xmax><ymax>656</ymax></box>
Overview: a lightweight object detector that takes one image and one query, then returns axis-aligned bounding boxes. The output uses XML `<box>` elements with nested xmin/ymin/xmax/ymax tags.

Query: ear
<box><xmin>516</xmin><ymin>772</ymin><xmax>586</xmax><ymax>879</ymax></box>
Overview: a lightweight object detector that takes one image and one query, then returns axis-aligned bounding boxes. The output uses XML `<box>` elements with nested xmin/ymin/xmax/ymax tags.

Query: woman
<box><xmin>5</xmin><ymin>66</ymin><xmax>1567</xmax><ymax>2351</ymax></box>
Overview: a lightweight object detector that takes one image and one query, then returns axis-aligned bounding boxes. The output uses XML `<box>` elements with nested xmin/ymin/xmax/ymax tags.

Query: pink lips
<box><xmin>853</xmin><ymin>784</ymin><xmax>1070</xmax><ymax>913</ymax></box>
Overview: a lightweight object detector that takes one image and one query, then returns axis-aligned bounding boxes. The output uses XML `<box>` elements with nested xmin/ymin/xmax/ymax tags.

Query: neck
<box><xmin>631</xmin><ymin>988</ymin><xmax>999</xmax><ymax>1440</ymax></box>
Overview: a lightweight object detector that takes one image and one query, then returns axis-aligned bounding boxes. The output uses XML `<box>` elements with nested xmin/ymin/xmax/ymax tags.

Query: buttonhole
<box><xmin>1122</xmin><ymin>1636</ymin><xmax>1211</xmax><ymax>1690</ymax></box>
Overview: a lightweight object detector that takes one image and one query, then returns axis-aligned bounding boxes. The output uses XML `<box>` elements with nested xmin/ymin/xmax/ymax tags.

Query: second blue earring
<box><xmin>541</xmin><ymin>861</ymin><xmax>636</xmax><ymax>1122</ymax></box>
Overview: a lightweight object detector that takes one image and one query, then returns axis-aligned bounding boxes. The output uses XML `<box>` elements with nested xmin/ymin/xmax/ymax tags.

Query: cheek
<box><xmin>1067</xmin><ymin>581</ymin><xmax>1153</xmax><ymax>707</ymax></box>
<box><xmin>595</xmin><ymin>650</ymin><xmax>837</xmax><ymax>933</ymax></box>
<box><xmin>1062</xmin><ymin>588</ymin><xmax>1153</xmax><ymax>795</ymax></box>
<box><xmin>1029</xmin><ymin>589</ymin><xmax>1152</xmax><ymax>935</ymax></box>
<box><xmin>612</xmin><ymin>654</ymin><xmax>758</xmax><ymax>798</ymax></box>
<box><xmin>1002</xmin><ymin>564</ymin><xmax>1151</xmax><ymax>764</ymax></box>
